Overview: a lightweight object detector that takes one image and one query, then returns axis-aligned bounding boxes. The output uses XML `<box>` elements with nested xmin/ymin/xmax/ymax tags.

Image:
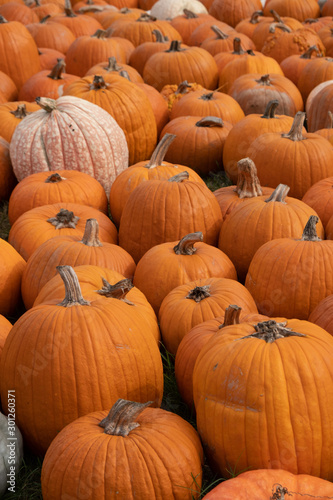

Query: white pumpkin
<box><xmin>151</xmin><ymin>0</ymin><xmax>208</xmax><ymax>19</ymax></box>
<box><xmin>0</xmin><ymin>412</ymin><xmax>24</xmax><ymax>496</ymax></box>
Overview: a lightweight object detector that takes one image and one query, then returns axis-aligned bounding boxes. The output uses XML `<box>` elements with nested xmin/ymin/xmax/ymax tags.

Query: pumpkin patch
<box><xmin>2</xmin><ymin>0</ymin><xmax>333</xmax><ymax>497</ymax></box>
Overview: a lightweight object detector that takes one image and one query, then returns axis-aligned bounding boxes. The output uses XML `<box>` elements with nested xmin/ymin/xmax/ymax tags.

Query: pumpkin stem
<box><xmin>270</xmin><ymin>9</ymin><xmax>283</xmax><ymax>24</ymax></box>
<box><xmin>56</xmin><ymin>265</ymin><xmax>91</xmax><ymax>307</ymax></box>
<box><xmin>249</xmin><ymin>11</ymin><xmax>263</xmax><ymax>24</ymax></box>
<box><xmin>96</xmin><ymin>278</ymin><xmax>135</xmax><ymax>305</ymax></box>
<box><xmin>136</xmin><ymin>13</ymin><xmax>157</xmax><ymax>22</ymax></box>
<box><xmin>173</xmin><ymin>232</ymin><xmax>203</xmax><ymax>255</ymax></box>
<box><xmin>90</xmin><ymin>74</ymin><xmax>108</xmax><ymax>90</ymax></box>
<box><xmin>281</xmin><ymin>112</ymin><xmax>306</xmax><ymax>141</ymax></box>
<box><xmin>40</xmin><ymin>14</ymin><xmax>51</xmax><ymax>23</ymax></box>
<box><xmin>219</xmin><ymin>304</ymin><xmax>241</xmax><ymax>328</ymax></box>
<box><xmin>232</xmin><ymin>37</ymin><xmax>246</xmax><ymax>54</ymax></box>
<box><xmin>269</xmin><ymin>22</ymin><xmax>292</xmax><ymax>33</ymax></box>
<box><xmin>168</xmin><ymin>171</ymin><xmax>189</xmax><ymax>183</ymax></box>
<box><xmin>174</xmin><ymin>80</ymin><xmax>192</xmax><ymax>95</ymax></box>
<box><xmin>327</xmin><ymin>110</ymin><xmax>333</xmax><ymax>129</ymax></box>
<box><xmin>271</xmin><ymin>484</ymin><xmax>290</xmax><ymax>500</ymax></box>
<box><xmin>301</xmin><ymin>215</ymin><xmax>321</xmax><ymax>241</ymax></box>
<box><xmin>36</xmin><ymin>96</ymin><xmax>57</xmax><ymax>112</ymax></box>
<box><xmin>261</xmin><ymin>99</ymin><xmax>279</xmax><ymax>119</ymax></box>
<box><xmin>145</xmin><ymin>133</ymin><xmax>176</xmax><ymax>168</ymax></box>
<box><xmin>167</xmin><ymin>40</ymin><xmax>184</xmax><ymax>52</ymax></box>
<box><xmin>47</xmin><ymin>208</ymin><xmax>80</xmax><ymax>229</ymax></box>
<box><xmin>92</xmin><ymin>28</ymin><xmax>107</xmax><ymax>39</ymax></box>
<box><xmin>241</xmin><ymin>320</ymin><xmax>306</xmax><ymax>343</ymax></box>
<box><xmin>99</xmin><ymin>399</ymin><xmax>152</xmax><ymax>436</ymax></box>
<box><xmin>235</xmin><ymin>158</ymin><xmax>263</xmax><ymax>198</ymax></box>
<box><xmin>186</xmin><ymin>285</ymin><xmax>211</xmax><ymax>302</ymax></box>
<box><xmin>152</xmin><ymin>29</ymin><xmax>169</xmax><ymax>43</ymax></box>
<box><xmin>195</xmin><ymin>116</ymin><xmax>223</xmax><ymax>127</ymax></box>
<box><xmin>210</xmin><ymin>25</ymin><xmax>229</xmax><ymax>39</ymax></box>
<box><xmin>255</xmin><ymin>74</ymin><xmax>271</xmax><ymax>85</ymax></box>
<box><xmin>0</xmin><ymin>15</ymin><xmax>8</xmax><ymax>23</ymax></box>
<box><xmin>81</xmin><ymin>218</ymin><xmax>102</xmax><ymax>247</ymax></box>
<box><xmin>300</xmin><ymin>45</ymin><xmax>320</xmax><ymax>59</ymax></box>
<box><xmin>183</xmin><ymin>9</ymin><xmax>198</xmax><ymax>19</ymax></box>
<box><xmin>105</xmin><ymin>56</ymin><xmax>123</xmax><ymax>72</ymax></box>
<box><xmin>47</xmin><ymin>58</ymin><xmax>66</xmax><ymax>80</ymax></box>
<box><xmin>264</xmin><ymin>184</ymin><xmax>290</xmax><ymax>203</ymax></box>
<box><xmin>45</xmin><ymin>173</ymin><xmax>64</xmax><ymax>183</ymax></box>
<box><xmin>64</xmin><ymin>0</ymin><xmax>76</xmax><ymax>17</ymax></box>
<box><xmin>9</xmin><ymin>103</ymin><xmax>33</xmax><ymax>119</ymax></box>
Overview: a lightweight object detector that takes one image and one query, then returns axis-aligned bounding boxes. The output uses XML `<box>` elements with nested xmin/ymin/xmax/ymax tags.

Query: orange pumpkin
<box><xmin>209</xmin><ymin>0</ymin><xmax>262</xmax><ymax>28</ymax></box>
<box><xmin>0</xmin><ymin>101</ymin><xmax>40</xmax><ymax>143</ymax></box>
<box><xmin>0</xmin><ymin>238</ymin><xmax>26</xmax><ymax>318</ymax></box>
<box><xmin>0</xmin><ymin>137</ymin><xmax>17</xmax><ymax>202</ymax></box>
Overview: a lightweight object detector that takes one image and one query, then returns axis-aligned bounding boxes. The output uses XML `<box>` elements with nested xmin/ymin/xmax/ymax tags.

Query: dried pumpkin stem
<box><xmin>97</xmin><ymin>278</ymin><xmax>135</xmax><ymax>304</ymax></box>
<box><xmin>183</xmin><ymin>9</ymin><xmax>198</xmax><ymax>19</ymax></box>
<box><xmin>210</xmin><ymin>25</ymin><xmax>229</xmax><ymax>39</ymax></box>
<box><xmin>81</xmin><ymin>219</ymin><xmax>102</xmax><ymax>247</ymax></box>
<box><xmin>36</xmin><ymin>96</ymin><xmax>57</xmax><ymax>112</ymax></box>
<box><xmin>265</xmin><ymin>184</ymin><xmax>290</xmax><ymax>203</ymax></box>
<box><xmin>269</xmin><ymin>22</ymin><xmax>292</xmax><ymax>33</ymax></box>
<box><xmin>175</xmin><ymin>81</ymin><xmax>192</xmax><ymax>95</ymax></box>
<box><xmin>300</xmin><ymin>45</ymin><xmax>320</xmax><ymax>59</ymax></box>
<box><xmin>271</xmin><ymin>485</ymin><xmax>290</xmax><ymax>500</ymax></box>
<box><xmin>249</xmin><ymin>11</ymin><xmax>263</xmax><ymax>24</ymax></box>
<box><xmin>92</xmin><ymin>28</ymin><xmax>107</xmax><ymax>39</ymax></box>
<box><xmin>47</xmin><ymin>58</ymin><xmax>66</xmax><ymax>80</ymax></box>
<box><xmin>186</xmin><ymin>285</ymin><xmax>211</xmax><ymax>302</ymax></box>
<box><xmin>45</xmin><ymin>173</ymin><xmax>64</xmax><ymax>183</ymax></box>
<box><xmin>241</xmin><ymin>320</ymin><xmax>306</xmax><ymax>343</ymax></box>
<box><xmin>196</xmin><ymin>116</ymin><xmax>223</xmax><ymax>127</ymax></box>
<box><xmin>10</xmin><ymin>103</ymin><xmax>32</xmax><ymax>119</ymax></box>
<box><xmin>173</xmin><ymin>232</ymin><xmax>203</xmax><ymax>255</ymax></box>
<box><xmin>90</xmin><ymin>75</ymin><xmax>108</xmax><ymax>90</ymax></box>
<box><xmin>105</xmin><ymin>56</ymin><xmax>123</xmax><ymax>72</ymax></box>
<box><xmin>64</xmin><ymin>0</ymin><xmax>76</xmax><ymax>17</ymax></box>
<box><xmin>218</xmin><ymin>305</ymin><xmax>241</xmax><ymax>329</ymax></box>
<box><xmin>146</xmin><ymin>133</ymin><xmax>176</xmax><ymax>169</ymax></box>
<box><xmin>261</xmin><ymin>99</ymin><xmax>279</xmax><ymax>119</ymax></box>
<box><xmin>167</xmin><ymin>40</ymin><xmax>184</xmax><ymax>52</ymax></box>
<box><xmin>137</xmin><ymin>13</ymin><xmax>156</xmax><ymax>22</ymax></box>
<box><xmin>281</xmin><ymin>112</ymin><xmax>306</xmax><ymax>141</ymax></box>
<box><xmin>232</xmin><ymin>37</ymin><xmax>246</xmax><ymax>54</ymax></box>
<box><xmin>47</xmin><ymin>208</ymin><xmax>80</xmax><ymax>229</ymax></box>
<box><xmin>256</xmin><ymin>74</ymin><xmax>271</xmax><ymax>85</ymax></box>
<box><xmin>301</xmin><ymin>215</ymin><xmax>321</xmax><ymax>241</ymax></box>
<box><xmin>235</xmin><ymin>158</ymin><xmax>263</xmax><ymax>198</ymax></box>
<box><xmin>168</xmin><ymin>171</ymin><xmax>189</xmax><ymax>183</ymax></box>
<box><xmin>99</xmin><ymin>399</ymin><xmax>152</xmax><ymax>436</ymax></box>
<box><xmin>56</xmin><ymin>265</ymin><xmax>90</xmax><ymax>307</ymax></box>
<box><xmin>152</xmin><ymin>29</ymin><xmax>169</xmax><ymax>43</ymax></box>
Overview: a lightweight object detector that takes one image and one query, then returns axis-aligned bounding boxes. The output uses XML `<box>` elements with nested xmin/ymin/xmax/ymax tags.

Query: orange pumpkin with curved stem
<box><xmin>247</xmin><ymin>111</ymin><xmax>333</xmax><ymax>199</ymax></box>
<box><xmin>109</xmin><ymin>134</ymin><xmax>205</xmax><ymax>227</ymax></box>
<box><xmin>200</xmin><ymin>24</ymin><xmax>255</xmax><ymax>56</ymax></box>
<box><xmin>170</xmin><ymin>9</ymin><xmax>215</xmax><ymax>45</ymax></box>
<box><xmin>128</xmin><ymin>29</ymin><xmax>170</xmax><ymax>75</ymax></box>
<box><xmin>245</xmin><ymin>215</ymin><xmax>333</xmax><ymax>319</ymax></box>
<box><xmin>143</xmin><ymin>40</ymin><xmax>219</xmax><ymax>91</ymax></box>
<box><xmin>38</xmin><ymin>47</ymin><xmax>66</xmax><ymax>70</ymax></box>
<box><xmin>0</xmin><ymin>265</ymin><xmax>164</xmax><ymax>456</ymax></box>
<box><xmin>21</xmin><ymin>218</ymin><xmax>136</xmax><ymax>310</ymax></box>
<box><xmin>118</xmin><ymin>171</ymin><xmax>223</xmax><ymax>263</ymax></box>
<box><xmin>234</xmin><ymin>11</ymin><xmax>266</xmax><ymax>40</ymax></box>
<box><xmin>158</xmin><ymin>276</ymin><xmax>258</xmax><ymax>355</ymax></box>
<box><xmin>47</xmin><ymin>0</ymin><xmax>103</xmax><ymax>37</ymax></box>
<box><xmin>218</xmin><ymin>183</ymin><xmax>324</xmax><ymax>283</ymax></box>
<box><xmin>263</xmin><ymin>0</ymin><xmax>320</xmax><ymax>21</ymax></box>
<box><xmin>0</xmin><ymin>101</ymin><xmax>40</xmax><ymax>143</ymax></box>
<box><xmin>41</xmin><ymin>399</ymin><xmax>203</xmax><ymax>499</ymax></box>
<box><xmin>251</xmin><ymin>10</ymin><xmax>303</xmax><ymax>51</ymax></box>
<box><xmin>188</xmin><ymin>18</ymin><xmax>235</xmax><ymax>46</ymax></box>
<box><xmin>209</xmin><ymin>0</ymin><xmax>262</xmax><ymax>28</ymax></box>
<box><xmin>193</xmin><ymin>316</ymin><xmax>333</xmax><ymax>479</ymax></box>
<box><xmin>26</xmin><ymin>15</ymin><xmax>76</xmax><ymax>55</ymax></box>
<box><xmin>280</xmin><ymin>45</ymin><xmax>322</xmax><ymax>86</ymax></box>
<box><xmin>133</xmin><ymin>232</ymin><xmax>237</xmax><ymax>315</ymax></box>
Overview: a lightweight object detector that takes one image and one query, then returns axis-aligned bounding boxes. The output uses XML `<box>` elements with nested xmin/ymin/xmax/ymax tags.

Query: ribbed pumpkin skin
<box><xmin>202</xmin><ymin>469</ymin><xmax>333</xmax><ymax>499</ymax></box>
<box><xmin>8</xmin><ymin>202</ymin><xmax>118</xmax><ymax>261</ymax></box>
<box><xmin>308</xmin><ymin>294</ymin><xmax>333</xmax><ymax>336</ymax></box>
<box><xmin>193</xmin><ymin>319</ymin><xmax>333</xmax><ymax>479</ymax></box>
<box><xmin>8</xmin><ymin>170</ymin><xmax>108</xmax><ymax>225</ymax></box>
<box><xmin>0</xmin><ymin>315</ymin><xmax>12</xmax><ymax>357</ymax></box>
<box><xmin>118</xmin><ymin>178</ymin><xmax>223</xmax><ymax>263</ymax></box>
<box><xmin>158</xmin><ymin>277</ymin><xmax>258</xmax><ymax>355</ymax></box>
<box><xmin>0</xmin><ymin>20</ymin><xmax>41</xmax><ymax>89</ymax></box>
<box><xmin>0</xmin><ymin>281</ymin><xmax>164</xmax><ymax>455</ymax></box>
<box><xmin>245</xmin><ymin>237</ymin><xmax>333</xmax><ymax>319</ymax></box>
<box><xmin>0</xmin><ymin>101</ymin><xmax>40</xmax><ymax>143</ymax></box>
<box><xmin>263</xmin><ymin>0</ymin><xmax>320</xmax><ymax>21</ymax></box>
<box><xmin>9</xmin><ymin>96</ymin><xmax>129</xmax><ymax>195</ymax></box>
<box><xmin>0</xmin><ymin>239</ymin><xmax>26</xmax><ymax>318</ymax></box>
<box><xmin>41</xmin><ymin>406</ymin><xmax>203</xmax><ymax>500</ymax></box>
<box><xmin>63</xmin><ymin>75</ymin><xmax>157</xmax><ymax>166</ymax></box>
<box><xmin>0</xmin><ymin>137</ymin><xmax>17</xmax><ymax>202</ymax></box>
<box><xmin>209</xmin><ymin>0</ymin><xmax>262</xmax><ymax>28</ymax></box>
<box><xmin>302</xmin><ymin>177</ymin><xmax>333</xmax><ymax>229</ymax></box>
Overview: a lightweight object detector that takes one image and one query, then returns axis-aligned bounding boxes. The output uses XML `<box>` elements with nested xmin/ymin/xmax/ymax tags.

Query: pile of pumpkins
<box><xmin>2</xmin><ymin>0</ymin><xmax>333</xmax><ymax>497</ymax></box>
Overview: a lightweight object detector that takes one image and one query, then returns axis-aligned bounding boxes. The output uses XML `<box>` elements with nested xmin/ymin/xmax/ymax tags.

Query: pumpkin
<box><xmin>188</xmin><ymin>18</ymin><xmax>235</xmax><ymax>47</ymax></box>
<box><xmin>297</xmin><ymin>56</ymin><xmax>333</xmax><ymax>102</ymax></box>
<box><xmin>218</xmin><ymin>183</ymin><xmax>324</xmax><ymax>283</ymax></box>
<box><xmin>0</xmin><ymin>238</ymin><xmax>26</xmax><ymax>318</ymax></box>
<box><xmin>0</xmin><ymin>16</ymin><xmax>41</xmax><ymax>89</ymax></box>
<box><xmin>109</xmin><ymin>133</ymin><xmax>205</xmax><ymax>227</ymax></box>
<box><xmin>0</xmin><ymin>412</ymin><xmax>24</xmax><ymax>497</ymax></box>
<box><xmin>234</xmin><ymin>11</ymin><xmax>266</xmax><ymax>40</ymax></box>
<box><xmin>263</xmin><ymin>0</ymin><xmax>320</xmax><ymax>21</ymax></box>
<box><xmin>9</xmin><ymin>95</ymin><xmax>129</xmax><ymax>196</ymax></box>
<box><xmin>308</xmin><ymin>294</ymin><xmax>333</xmax><ymax>336</ymax></box>
<box><xmin>143</xmin><ymin>40</ymin><xmax>219</xmax><ymax>92</ymax></box>
<box><xmin>128</xmin><ymin>29</ymin><xmax>171</xmax><ymax>76</ymax></box>
<box><xmin>26</xmin><ymin>14</ymin><xmax>76</xmax><ymax>55</ymax></box>
<box><xmin>118</xmin><ymin>171</ymin><xmax>223</xmax><ymax>263</ymax></box>
<box><xmin>0</xmin><ymin>71</ymin><xmax>17</xmax><ymax>104</ymax></box>
<box><xmin>0</xmin><ymin>2</ymin><xmax>39</xmax><ymax>25</ymax></box>
<box><xmin>85</xmin><ymin>55</ymin><xmax>143</xmax><ymax>82</ymax></box>
<box><xmin>158</xmin><ymin>277</ymin><xmax>258</xmax><ymax>355</ymax></box>
<box><xmin>38</xmin><ymin>47</ymin><xmax>66</xmax><ymax>70</ymax></box>
<box><xmin>93</xmin><ymin>6</ymin><xmax>143</xmax><ymax>30</ymax></box>
<box><xmin>47</xmin><ymin>0</ymin><xmax>103</xmax><ymax>37</ymax></box>
<box><xmin>8</xmin><ymin>170</ymin><xmax>108</xmax><ymax>225</ymax></box>
<box><xmin>160</xmin><ymin>80</ymin><xmax>204</xmax><ymax>115</ymax></box>
<box><xmin>222</xmin><ymin>100</ymin><xmax>302</xmax><ymax>182</ymax></box>
<box><xmin>193</xmin><ymin>317</ymin><xmax>333</xmax><ymax>478</ymax></box>
<box><xmin>170</xmin><ymin>9</ymin><xmax>215</xmax><ymax>45</ymax></box>
<box><xmin>251</xmin><ymin>11</ymin><xmax>303</xmax><ymax>52</ymax></box>
<box><xmin>0</xmin><ymin>315</ymin><xmax>12</xmax><ymax>358</ymax></box>
<box><xmin>0</xmin><ymin>101</ymin><xmax>40</xmax><ymax>143</ymax></box>
<box><xmin>214</xmin><ymin>157</ymin><xmax>274</xmax><ymax>220</ymax></box>
<box><xmin>133</xmin><ymin>232</ymin><xmax>237</xmax><ymax>315</ymax></box>
<box><xmin>0</xmin><ymin>266</ymin><xmax>164</xmax><ymax>455</ymax></box>
<box><xmin>200</xmin><ymin>25</ymin><xmax>255</xmax><ymax>56</ymax></box>
<box><xmin>306</xmin><ymin>80</ymin><xmax>333</xmax><ymax>132</ymax></box>
<box><xmin>18</xmin><ymin>58</ymin><xmax>80</xmax><ymax>102</ymax></box>
<box><xmin>201</xmin><ymin>469</ymin><xmax>333</xmax><ymax>499</ymax></box>
<box><xmin>228</xmin><ymin>73</ymin><xmax>304</xmax><ymax>116</ymax></box>
<box><xmin>280</xmin><ymin>45</ymin><xmax>323</xmax><ymax>86</ymax></box>
<box><xmin>21</xmin><ymin>218</ymin><xmax>136</xmax><ymax>309</ymax></box>
<box><xmin>246</xmin><ymin>111</ymin><xmax>333</xmax><ymax>199</ymax></box>
<box><xmin>313</xmin><ymin>110</ymin><xmax>333</xmax><ymax>142</ymax></box>
<box><xmin>302</xmin><ymin>175</ymin><xmax>333</xmax><ymax>228</ymax></box>
<box><xmin>41</xmin><ymin>399</ymin><xmax>203</xmax><ymax>499</ymax></box>
<box><xmin>63</xmin><ymin>73</ymin><xmax>157</xmax><ymax>166</ymax></box>
<box><xmin>159</xmin><ymin>116</ymin><xmax>232</xmax><ymax>175</ymax></box>
<box><xmin>151</xmin><ymin>0</ymin><xmax>208</xmax><ymax>19</ymax></box>
<box><xmin>134</xmin><ymin>81</ymin><xmax>169</xmax><ymax>136</ymax></box>
<box><xmin>8</xmin><ymin>202</ymin><xmax>118</xmax><ymax>261</ymax></box>
<box><xmin>209</xmin><ymin>0</ymin><xmax>262</xmax><ymax>28</ymax></box>
<box><xmin>245</xmin><ymin>215</ymin><xmax>333</xmax><ymax>319</ymax></box>
<box><xmin>0</xmin><ymin>137</ymin><xmax>17</xmax><ymax>202</ymax></box>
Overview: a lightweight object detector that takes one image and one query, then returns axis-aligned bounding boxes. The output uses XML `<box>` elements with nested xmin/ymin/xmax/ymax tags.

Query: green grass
<box><xmin>0</xmin><ymin>171</ymin><xmax>231</xmax><ymax>498</ymax></box>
